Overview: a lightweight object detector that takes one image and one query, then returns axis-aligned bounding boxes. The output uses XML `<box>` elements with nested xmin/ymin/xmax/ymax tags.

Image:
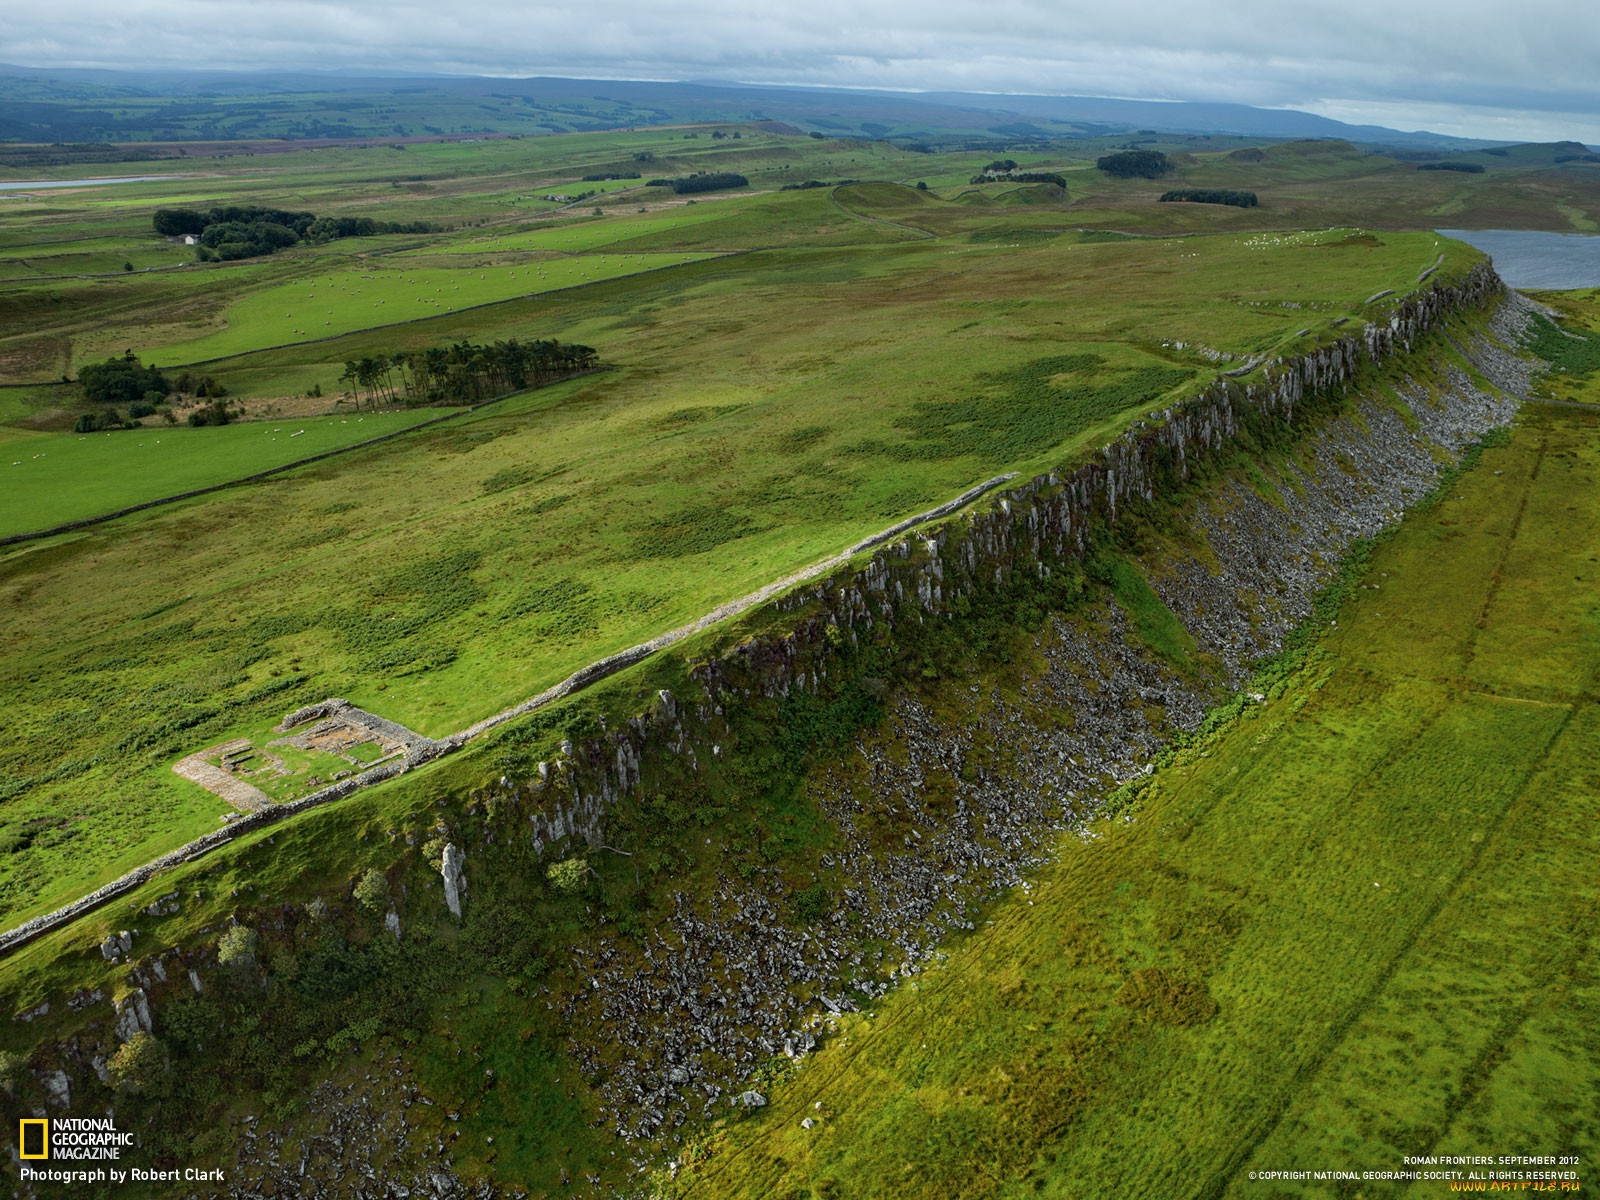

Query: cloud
<box><xmin>2</xmin><ymin>0</ymin><xmax>1596</xmax><ymax>142</ymax></box>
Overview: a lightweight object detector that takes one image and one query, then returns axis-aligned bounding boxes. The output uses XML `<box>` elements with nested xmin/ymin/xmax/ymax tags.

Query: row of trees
<box><xmin>152</xmin><ymin>205</ymin><xmax>441</xmax><ymax>261</ymax></box>
<box><xmin>970</xmin><ymin>170</ymin><xmax>1066</xmax><ymax>187</ymax></box>
<box><xmin>338</xmin><ymin>337</ymin><xmax>599</xmax><ymax>407</ymax></box>
<box><xmin>780</xmin><ymin>178</ymin><xmax>860</xmax><ymax>191</ymax></box>
<box><xmin>644</xmin><ymin>172</ymin><xmax>749</xmax><ymax>194</ymax></box>
<box><xmin>1416</xmin><ymin>162</ymin><xmax>1485</xmax><ymax>173</ymax></box>
<box><xmin>1159</xmin><ymin>188</ymin><xmax>1259</xmax><ymax>208</ymax></box>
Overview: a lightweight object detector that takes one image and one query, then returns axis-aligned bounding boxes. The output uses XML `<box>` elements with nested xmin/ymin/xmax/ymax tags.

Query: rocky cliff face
<box><xmin>505</xmin><ymin>265</ymin><xmax>1509</xmax><ymax>861</ymax></box>
<box><xmin>466</xmin><ymin>270</ymin><xmax>1537</xmax><ymax>1140</ymax></box>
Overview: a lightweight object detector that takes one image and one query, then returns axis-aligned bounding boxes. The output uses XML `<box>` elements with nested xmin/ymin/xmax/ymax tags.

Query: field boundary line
<box><xmin>0</xmin><ymin>368</ymin><xmax>608</xmax><ymax>548</ymax></box>
<box><xmin>0</xmin><ymin>470</ymin><xmax>1018</xmax><ymax>957</ymax></box>
<box><xmin>126</xmin><ymin>252</ymin><xmax>741</xmax><ymax>371</ymax></box>
<box><xmin>0</xmin><ymin>251</ymin><xmax>740</xmax><ymax>388</ymax></box>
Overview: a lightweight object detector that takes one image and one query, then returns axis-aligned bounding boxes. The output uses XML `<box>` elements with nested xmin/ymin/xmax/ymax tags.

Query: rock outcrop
<box><xmin>441</xmin><ymin>844</ymin><xmax>466</xmax><ymax>918</ymax></box>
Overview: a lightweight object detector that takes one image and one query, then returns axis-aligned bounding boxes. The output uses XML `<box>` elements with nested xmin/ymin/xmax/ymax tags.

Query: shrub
<box><xmin>186</xmin><ymin>399</ymin><xmax>232</xmax><ymax>428</ymax></box>
<box><xmin>73</xmin><ymin>409</ymin><xmax>125</xmax><ymax>433</ymax></box>
<box><xmin>353</xmin><ymin>868</ymin><xmax>389</xmax><ymax>913</ymax></box>
<box><xmin>110</xmin><ymin>1031</ymin><xmax>168</xmax><ymax>1093</ymax></box>
<box><xmin>546</xmin><ymin>857</ymin><xmax>589</xmax><ymax>894</ymax></box>
<box><xmin>217</xmin><ymin>924</ymin><xmax>258</xmax><ymax>972</ymax></box>
<box><xmin>0</xmin><ymin>1048</ymin><xmax>23</xmax><ymax>1094</ymax></box>
<box><xmin>791</xmin><ymin>882</ymin><xmax>832</xmax><ymax>923</ymax></box>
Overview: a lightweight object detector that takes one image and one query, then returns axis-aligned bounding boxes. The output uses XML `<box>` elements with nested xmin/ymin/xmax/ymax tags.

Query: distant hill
<box><xmin>0</xmin><ymin>66</ymin><xmax>1585</xmax><ymax>153</ymax></box>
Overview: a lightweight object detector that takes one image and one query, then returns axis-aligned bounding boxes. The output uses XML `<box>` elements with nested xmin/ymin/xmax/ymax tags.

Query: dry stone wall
<box><xmin>509</xmin><ymin>264</ymin><xmax>1508</xmax><ymax>858</ymax></box>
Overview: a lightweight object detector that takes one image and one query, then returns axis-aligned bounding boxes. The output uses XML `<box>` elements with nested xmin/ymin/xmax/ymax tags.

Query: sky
<box><xmin>3</xmin><ymin>0</ymin><xmax>1598</xmax><ymax>143</ymax></box>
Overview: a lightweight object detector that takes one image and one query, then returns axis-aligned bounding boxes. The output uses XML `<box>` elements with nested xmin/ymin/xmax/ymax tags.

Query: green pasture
<box><xmin>0</xmin><ymin>406</ymin><xmax>457</xmax><ymax>537</ymax></box>
<box><xmin>137</xmin><ymin>252</ymin><xmax>717</xmax><ymax>364</ymax></box>
<box><xmin>675</xmin><ymin>401</ymin><xmax>1600</xmax><ymax>1200</ymax></box>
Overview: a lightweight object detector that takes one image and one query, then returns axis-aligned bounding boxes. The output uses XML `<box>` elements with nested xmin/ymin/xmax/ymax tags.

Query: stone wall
<box><xmin>509</xmin><ymin>264</ymin><xmax>1508</xmax><ymax>857</ymax></box>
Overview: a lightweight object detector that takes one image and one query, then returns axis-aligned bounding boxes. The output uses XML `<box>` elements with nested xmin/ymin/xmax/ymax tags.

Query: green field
<box><xmin>140</xmin><ymin>252</ymin><xmax>717</xmax><ymax>364</ymax></box>
<box><xmin>0</xmin><ymin>406</ymin><xmax>456</xmax><ymax>535</ymax></box>
<box><xmin>674</xmin><ymin>401</ymin><xmax>1600</xmax><ymax>1200</ymax></box>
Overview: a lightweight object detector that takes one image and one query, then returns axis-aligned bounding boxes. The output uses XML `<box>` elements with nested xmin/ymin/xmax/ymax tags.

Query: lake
<box><xmin>0</xmin><ymin>176</ymin><xmax>180</xmax><ymax>192</ymax></box>
<box><xmin>1437</xmin><ymin>229</ymin><xmax>1600</xmax><ymax>289</ymax></box>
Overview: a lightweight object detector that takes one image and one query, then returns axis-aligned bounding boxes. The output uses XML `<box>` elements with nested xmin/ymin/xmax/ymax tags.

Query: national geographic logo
<box><xmin>18</xmin><ymin>1116</ymin><xmax>129</xmax><ymax>1160</ymax></box>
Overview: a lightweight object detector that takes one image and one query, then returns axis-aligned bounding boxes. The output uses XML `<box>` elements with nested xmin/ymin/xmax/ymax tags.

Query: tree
<box><xmin>546</xmin><ymin>857</ymin><xmax>588</xmax><ymax>894</ymax></box>
<box><xmin>79</xmin><ymin>353</ymin><xmax>170</xmax><ymax>408</ymax></box>
<box><xmin>122</xmin><ymin>260</ymin><xmax>133</xmax><ymax>272</ymax></box>
<box><xmin>110</xmin><ymin>1032</ymin><xmax>168</xmax><ymax>1093</ymax></box>
<box><xmin>353</xmin><ymin>868</ymin><xmax>389</xmax><ymax>913</ymax></box>
<box><xmin>217</xmin><ymin>924</ymin><xmax>258</xmax><ymax>974</ymax></box>
<box><xmin>0</xmin><ymin>1048</ymin><xmax>23</xmax><ymax>1095</ymax></box>
<box><xmin>152</xmin><ymin>208</ymin><xmax>206</xmax><ymax>236</ymax></box>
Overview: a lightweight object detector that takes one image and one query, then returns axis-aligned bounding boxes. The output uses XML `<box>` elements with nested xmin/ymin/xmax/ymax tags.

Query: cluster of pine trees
<box><xmin>1158</xmin><ymin>188</ymin><xmax>1259</xmax><ymax>207</ymax></box>
<box><xmin>339</xmin><ymin>338</ymin><xmax>599</xmax><ymax>406</ymax></box>
<box><xmin>1096</xmin><ymin>150</ymin><xmax>1172</xmax><ymax>178</ymax></box>
<box><xmin>644</xmin><ymin>172</ymin><xmax>749</xmax><ymax>194</ymax></box>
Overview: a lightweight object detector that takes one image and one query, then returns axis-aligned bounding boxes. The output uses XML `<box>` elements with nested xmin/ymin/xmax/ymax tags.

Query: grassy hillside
<box><xmin>672</xmin><ymin>400</ymin><xmax>1600</xmax><ymax>1200</ymax></box>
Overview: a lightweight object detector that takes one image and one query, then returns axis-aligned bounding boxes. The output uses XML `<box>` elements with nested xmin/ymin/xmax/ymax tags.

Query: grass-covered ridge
<box><xmin>0</xmin><ymin>216</ymin><xmax>1472</xmax><ymax>926</ymax></box>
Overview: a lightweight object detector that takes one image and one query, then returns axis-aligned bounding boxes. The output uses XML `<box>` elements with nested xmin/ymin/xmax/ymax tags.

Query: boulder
<box><xmin>41</xmin><ymin>1070</ymin><xmax>70</xmax><ymax>1108</ymax></box>
<box><xmin>99</xmin><ymin>930</ymin><xmax>134</xmax><ymax>962</ymax></box>
<box><xmin>441</xmin><ymin>843</ymin><xmax>466</xmax><ymax>918</ymax></box>
<box><xmin>114</xmin><ymin>988</ymin><xmax>153</xmax><ymax>1042</ymax></box>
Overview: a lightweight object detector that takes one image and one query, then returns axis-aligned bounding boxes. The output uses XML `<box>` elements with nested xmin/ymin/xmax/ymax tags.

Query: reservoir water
<box><xmin>0</xmin><ymin>176</ymin><xmax>178</xmax><ymax>192</ymax></box>
<box><xmin>1437</xmin><ymin>229</ymin><xmax>1600</xmax><ymax>289</ymax></box>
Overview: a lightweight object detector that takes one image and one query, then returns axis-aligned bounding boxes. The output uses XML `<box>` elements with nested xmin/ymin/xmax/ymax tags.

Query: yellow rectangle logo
<box><xmin>19</xmin><ymin>1117</ymin><xmax>48</xmax><ymax>1159</ymax></box>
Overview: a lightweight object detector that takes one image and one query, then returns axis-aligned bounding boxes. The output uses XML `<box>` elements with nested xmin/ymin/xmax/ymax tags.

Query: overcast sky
<box><xmin>4</xmin><ymin>0</ymin><xmax>1598</xmax><ymax>143</ymax></box>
